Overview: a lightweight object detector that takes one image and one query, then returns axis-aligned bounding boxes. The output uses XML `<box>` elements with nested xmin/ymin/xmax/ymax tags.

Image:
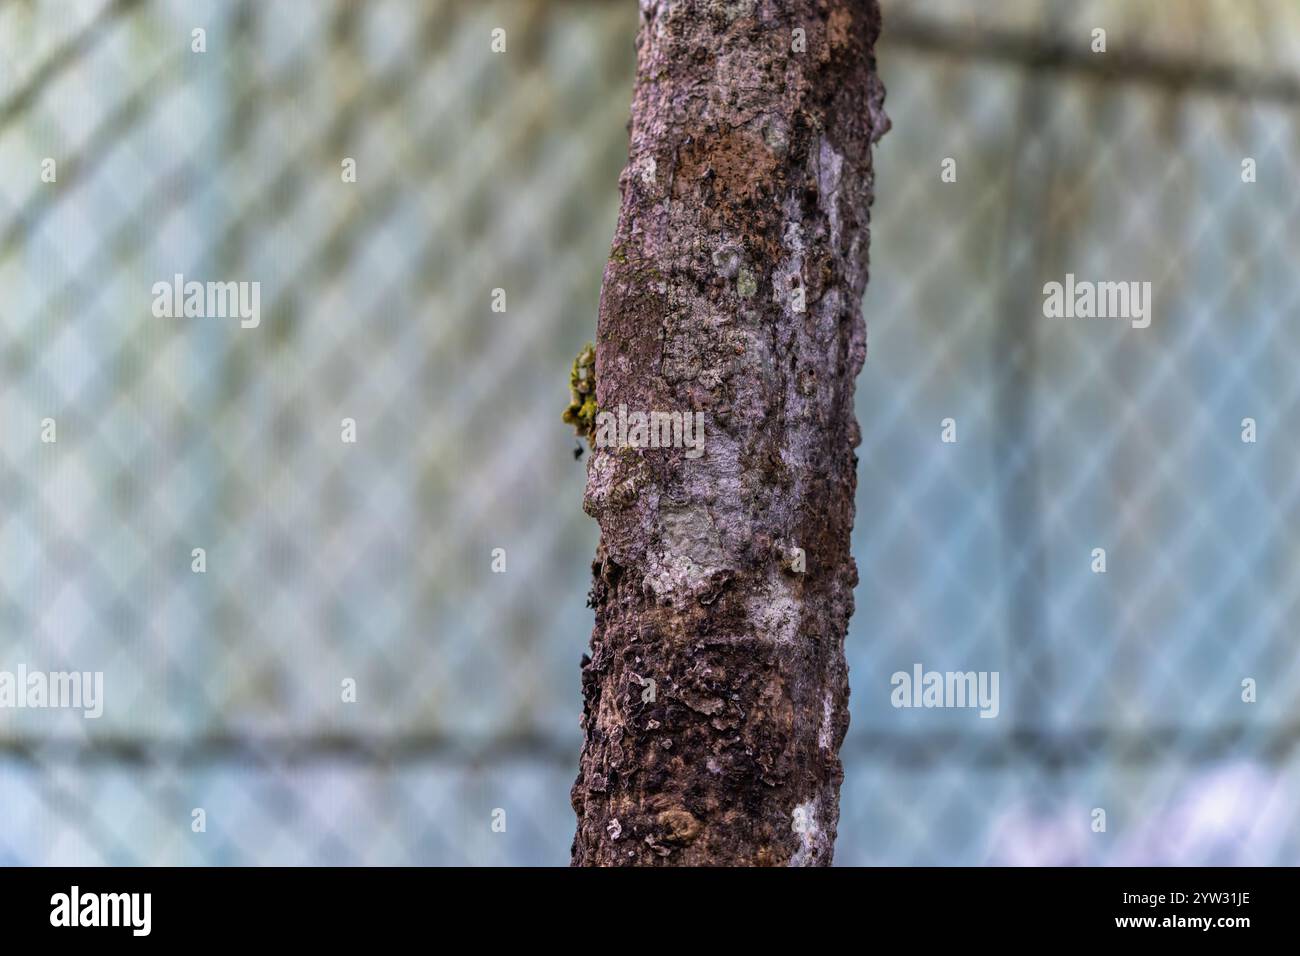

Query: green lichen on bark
<box><xmin>562</xmin><ymin>342</ymin><xmax>598</xmax><ymax>441</ymax></box>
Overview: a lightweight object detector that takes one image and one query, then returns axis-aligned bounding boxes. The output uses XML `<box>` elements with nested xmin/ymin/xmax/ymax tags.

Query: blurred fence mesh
<box><xmin>1</xmin><ymin>0</ymin><xmax>1298</xmax><ymax>865</ymax></box>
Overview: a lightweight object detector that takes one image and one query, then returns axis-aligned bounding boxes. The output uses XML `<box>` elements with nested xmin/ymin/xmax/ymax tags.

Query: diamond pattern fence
<box><xmin>1</xmin><ymin>0</ymin><xmax>1298</xmax><ymax>864</ymax></box>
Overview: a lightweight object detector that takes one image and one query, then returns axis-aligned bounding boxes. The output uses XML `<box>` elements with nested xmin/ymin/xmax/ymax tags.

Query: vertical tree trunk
<box><xmin>571</xmin><ymin>0</ymin><xmax>887</xmax><ymax>866</ymax></box>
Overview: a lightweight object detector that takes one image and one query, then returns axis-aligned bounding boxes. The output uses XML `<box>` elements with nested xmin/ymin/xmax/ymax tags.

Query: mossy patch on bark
<box><xmin>562</xmin><ymin>342</ymin><xmax>598</xmax><ymax>441</ymax></box>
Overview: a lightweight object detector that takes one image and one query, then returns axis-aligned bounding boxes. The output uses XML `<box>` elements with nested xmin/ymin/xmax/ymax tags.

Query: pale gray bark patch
<box><xmin>572</xmin><ymin>0</ymin><xmax>888</xmax><ymax>866</ymax></box>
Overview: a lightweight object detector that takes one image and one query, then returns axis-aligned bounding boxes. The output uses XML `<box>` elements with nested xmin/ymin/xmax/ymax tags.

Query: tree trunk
<box><xmin>571</xmin><ymin>0</ymin><xmax>888</xmax><ymax>866</ymax></box>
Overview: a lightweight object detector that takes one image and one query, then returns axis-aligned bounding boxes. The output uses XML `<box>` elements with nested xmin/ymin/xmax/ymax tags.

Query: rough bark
<box><xmin>571</xmin><ymin>0</ymin><xmax>888</xmax><ymax>866</ymax></box>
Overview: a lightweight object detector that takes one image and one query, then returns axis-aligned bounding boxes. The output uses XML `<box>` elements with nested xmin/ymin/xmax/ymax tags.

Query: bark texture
<box><xmin>571</xmin><ymin>0</ymin><xmax>888</xmax><ymax>866</ymax></box>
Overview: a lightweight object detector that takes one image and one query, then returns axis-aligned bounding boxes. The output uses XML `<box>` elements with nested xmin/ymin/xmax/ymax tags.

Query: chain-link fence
<box><xmin>1</xmin><ymin>0</ymin><xmax>1297</xmax><ymax>865</ymax></box>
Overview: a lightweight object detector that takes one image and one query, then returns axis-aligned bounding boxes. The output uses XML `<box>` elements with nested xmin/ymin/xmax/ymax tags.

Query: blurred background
<box><xmin>1</xmin><ymin>0</ymin><xmax>1298</xmax><ymax>865</ymax></box>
